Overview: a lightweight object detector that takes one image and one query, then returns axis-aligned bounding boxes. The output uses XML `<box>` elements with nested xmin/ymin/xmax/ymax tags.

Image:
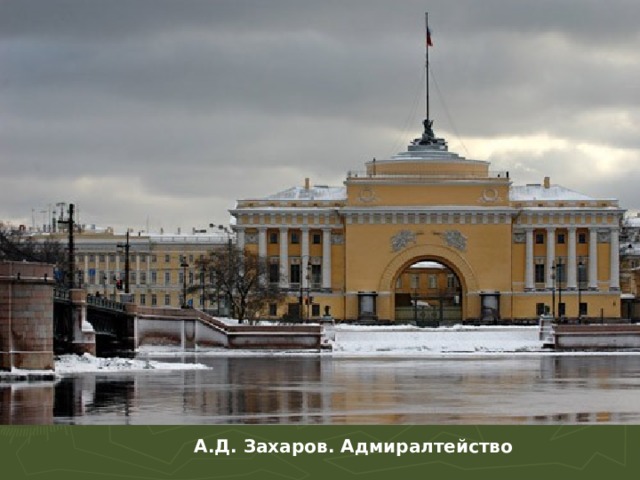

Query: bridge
<box><xmin>54</xmin><ymin>288</ymin><xmax>134</xmax><ymax>356</ymax></box>
<box><xmin>4</xmin><ymin>260</ymin><xmax>325</xmax><ymax>372</ymax></box>
<box><xmin>53</xmin><ymin>287</ymin><xmax>325</xmax><ymax>357</ymax></box>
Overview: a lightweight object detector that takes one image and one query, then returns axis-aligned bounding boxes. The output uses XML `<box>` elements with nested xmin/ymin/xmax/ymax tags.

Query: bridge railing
<box><xmin>53</xmin><ymin>287</ymin><xmax>71</xmax><ymax>302</ymax></box>
<box><xmin>87</xmin><ymin>294</ymin><xmax>127</xmax><ymax>312</ymax></box>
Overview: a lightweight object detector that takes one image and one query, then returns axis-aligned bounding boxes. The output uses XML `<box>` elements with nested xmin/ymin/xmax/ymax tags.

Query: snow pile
<box><xmin>332</xmin><ymin>325</ymin><xmax>542</xmax><ymax>355</ymax></box>
<box><xmin>55</xmin><ymin>353</ymin><xmax>210</xmax><ymax>374</ymax></box>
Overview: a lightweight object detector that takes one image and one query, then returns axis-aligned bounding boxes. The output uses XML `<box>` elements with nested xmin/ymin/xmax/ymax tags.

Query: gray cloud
<box><xmin>2</xmin><ymin>0</ymin><xmax>640</xmax><ymax>231</ymax></box>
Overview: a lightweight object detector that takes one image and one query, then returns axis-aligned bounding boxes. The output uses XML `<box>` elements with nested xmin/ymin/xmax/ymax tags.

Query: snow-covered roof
<box><xmin>624</xmin><ymin>215</ymin><xmax>640</xmax><ymax>228</ymax></box>
<box><xmin>510</xmin><ymin>184</ymin><xmax>597</xmax><ymax>202</ymax></box>
<box><xmin>265</xmin><ymin>185</ymin><xmax>346</xmax><ymax>201</ymax></box>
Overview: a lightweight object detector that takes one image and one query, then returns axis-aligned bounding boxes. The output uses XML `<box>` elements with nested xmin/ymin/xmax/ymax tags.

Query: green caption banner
<box><xmin>0</xmin><ymin>425</ymin><xmax>637</xmax><ymax>480</ymax></box>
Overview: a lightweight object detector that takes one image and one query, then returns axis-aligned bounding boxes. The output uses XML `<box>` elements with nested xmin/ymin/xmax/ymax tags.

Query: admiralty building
<box><xmin>231</xmin><ymin>122</ymin><xmax>623</xmax><ymax>324</ymax></box>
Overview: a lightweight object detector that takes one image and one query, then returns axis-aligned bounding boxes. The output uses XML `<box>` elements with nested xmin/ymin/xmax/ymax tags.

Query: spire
<box><xmin>419</xmin><ymin>12</ymin><xmax>437</xmax><ymax>145</ymax></box>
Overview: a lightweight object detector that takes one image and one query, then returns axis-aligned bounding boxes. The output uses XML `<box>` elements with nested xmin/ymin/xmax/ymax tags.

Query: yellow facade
<box><xmin>36</xmin><ymin>227</ymin><xmax>229</xmax><ymax>310</ymax></box>
<box><xmin>232</xmin><ymin>127</ymin><xmax>624</xmax><ymax>323</ymax></box>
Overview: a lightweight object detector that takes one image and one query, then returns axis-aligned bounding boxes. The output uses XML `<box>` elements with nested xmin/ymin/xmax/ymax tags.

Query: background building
<box><xmin>33</xmin><ymin>224</ymin><xmax>232</xmax><ymax>311</ymax></box>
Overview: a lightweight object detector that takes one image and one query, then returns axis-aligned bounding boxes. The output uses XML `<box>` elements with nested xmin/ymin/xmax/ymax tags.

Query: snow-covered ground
<box><xmin>332</xmin><ymin>324</ymin><xmax>542</xmax><ymax>356</ymax></box>
<box><xmin>54</xmin><ymin>352</ymin><xmax>210</xmax><ymax>374</ymax></box>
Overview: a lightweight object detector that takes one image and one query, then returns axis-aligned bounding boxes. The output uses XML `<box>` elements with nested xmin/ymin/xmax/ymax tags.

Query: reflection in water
<box><xmin>3</xmin><ymin>355</ymin><xmax>640</xmax><ymax>424</ymax></box>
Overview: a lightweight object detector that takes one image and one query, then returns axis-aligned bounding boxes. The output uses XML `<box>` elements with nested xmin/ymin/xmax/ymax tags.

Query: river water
<box><xmin>3</xmin><ymin>355</ymin><xmax>640</xmax><ymax>424</ymax></box>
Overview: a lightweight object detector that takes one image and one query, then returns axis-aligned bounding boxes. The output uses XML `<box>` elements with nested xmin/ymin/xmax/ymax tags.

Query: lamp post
<box><xmin>199</xmin><ymin>263</ymin><xmax>206</xmax><ymax>311</ymax></box>
<box><xmin>557</xmin><ymin>257</ymin><xmax>563</xmax><ymax>321</ymax></box>
<box><xmin>551</xmin><ymin>264</ymin><xmax>556</xmax><ymax>319</ymax></box>
<box><xmin>116</xmin><ymin>230</ymin><xmax>131</xmax><ymax>294</ymax></box>
<box><xmin>213</xmin><ymin>224</ymin><xmax>234</xmax><ymax>317</ymax></box>
<box><xmin>578</xmin><ymin>260</ymin><xmax>584</xmax><ymax>321</ymax></box>
<box><xmin>180</xmin><ymin>256</ymin><xmax>189</xmax><ymax>308</ymax></box>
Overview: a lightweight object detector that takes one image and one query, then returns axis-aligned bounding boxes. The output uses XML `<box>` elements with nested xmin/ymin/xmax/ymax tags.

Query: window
<box><xmin>189</xmin><ymin>272</ymin><xmax>194</xmax><ymax>284</ymax></box>
<box><xmin>269</xmin><ymin>263</ymin><xmax>280</xmax><ymax>284</ymax></box>
<box><xmin>151</xmin><ymin>294</ymin><xmax>157</xmax><ymax>306</ymax></box>
<box><xmin>311</xmin><ymin>264</ymin><xmax>322</xmax><ymax>287</ymax></box>
<box><xmin>411</xmin><ymin>274</ymin><xmax>419</xmax><ymax>289</ymax></box>
<box><xmin>311</xmin><ymin>304</ymin><xmax>320</xmax><ymax>317</ymax></box>
<box><xmin>164</xmin><ymin>294</ymin><xmax>171</xmax><ymax>306</ymax></box>
<box><xmin>269</xmin><ymin>232</ymin><xmax>279</xmax><ymax>244</ymax></box>
<box><xmin>151</xmin><ymin>271</ymin><xmax>157</xmax><ymax>284</ymax></box>
<box><xmin>535</xmin><ymin>233</ymin><xmax>545</xmax><ymax>244</ymax></box>
<box><xmin>555</xmin><ymin>263</ymin><xmax>565</xmax><ymax>283</ymax></box>
<box><xmin>312</xmin><ymin>233</ymin><xmax>322</xmax><ymax>245</ymax></box>
<box><xmin>579</xmin><ymin>302</ymin><xmax>588</xmax><ymax>316</ymax></box>
<box><xmin>164</xmin><ymin>271</ymin><xmax>171</xmax><ymax>285</ymax></box>
<box><xmin>179</xmin><ymin>271</ymin><xmax>184</xmax><ymax>284</ymax></box>
<box><xmin>557</xmin><ymin>233</ymin><xmax>566</xmax><ymax>244</ymax></box>
<box><xmin>447</xmin><ymin>273</ymin><xmax>456</xmax><ymax>289</ymax></box>
<box><xmin>165</xmin><ymin>254</ymin><xmax>170</xmax><ymax>263</ymax></box>
<box><xmin>89</xmin><ymin>254</ymin><xmax>95</xmax><ymax>262</ymax></box>
<box><xmin>140</xmin><ymin>294</ymin><xmax>146</xmax><ymax>305</ymax></box>
<box><xmin>99</xmin><ymin>254</ymin><xmax>105</xmax><ymax>262</ymax></box>
<box><xmin>428</xmin><ymin>274</ymin><xmax>437</xmax><ymax>289</ymax></box>
<box><xmin>151</xmin><ymin>254</ymin><xmax>157</xmax><ymax>263</ymax></box>
<box><xmin>290</xmin><ymin>231</ymin><xmax>300</xmax><ymax>244</ymax></box>
<box><xmin>290</xmin><ymin>264</ymin><xmax>301</xmax><ymax>284</ymax></box>
<box><xmin>536</xmin><ymin>303</ymin><xmax>547</xmax><ymax>316</ymax></box>
<box><xmin>396</xmin><ymin>277</ymin><xmax>402</xmax><ymax>289</ymax></box>
<box><xmin>578</xmin><ymin>233</ymin><xmax>587</xmax><ymax>244</ymax></box>
<box><xmin>269</xmin><ymin>303</ymin><xmax>278</xmax><ymax>316</ymax></box>
<box><xmin>558</xmin><ymin>302</ymin><xmax>566</xmax><ymax>317</ymax></box>
<box><xmin>140</xmin><ymin>272</ymin><xmax>146</xmax><ymax>285</ymax></box>
<box><xmin>535</xmin><ymin>264</ymin><xmax>545</xmax><ymax>283</ymax></box>
<box><xmin>140</xmin><ymin>254</ymin><xmax>147</xmax><ymax>263</ymax></box>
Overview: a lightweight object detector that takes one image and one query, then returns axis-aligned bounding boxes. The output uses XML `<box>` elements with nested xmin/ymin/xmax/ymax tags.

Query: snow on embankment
<box><xmin>55</xmin><ymin>353</ymin><xmax>210</xmax><ymax>374</ymax></box>
<box><xmin>332</xmin><ymin>325</ymin><xmax>542</xmax><ymax>356</ymax></box>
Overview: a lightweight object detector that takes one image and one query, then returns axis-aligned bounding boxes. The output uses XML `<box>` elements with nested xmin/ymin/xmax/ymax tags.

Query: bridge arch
<box><xmin>378</xmin><ymin>244</ymin><xmax>480</xmax><ymax>322</ymax></box>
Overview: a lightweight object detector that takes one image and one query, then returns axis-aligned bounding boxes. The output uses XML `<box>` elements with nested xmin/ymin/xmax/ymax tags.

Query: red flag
<box><xmin>426</xmin><ymin>27</ymin><xmax>433</xmax><ymax>47</ymax></box>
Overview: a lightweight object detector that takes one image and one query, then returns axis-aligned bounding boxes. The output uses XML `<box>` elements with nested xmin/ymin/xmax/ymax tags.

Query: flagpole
<box><xmin>425</xmin><ymin>11</ymin><xmax>429</xmax><ymax>121</ymax></box>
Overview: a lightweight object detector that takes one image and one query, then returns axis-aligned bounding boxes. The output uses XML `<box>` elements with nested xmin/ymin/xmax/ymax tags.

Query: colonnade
<box><xmin>236</xmin><ymin>227</ymin><xmax>333</xmax><ymax>291</ymax></box>
<box><xmin>523</xmin><ymin>226</ymin><xmax>619</xmax><ymax>291</ymax></box>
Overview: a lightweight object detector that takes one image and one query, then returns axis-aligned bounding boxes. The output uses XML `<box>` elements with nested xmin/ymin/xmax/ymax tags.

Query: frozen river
<box><xmin>3</xmin><ymin>354</ymin><xmax>640</xmax><ymax>424</ymax></box>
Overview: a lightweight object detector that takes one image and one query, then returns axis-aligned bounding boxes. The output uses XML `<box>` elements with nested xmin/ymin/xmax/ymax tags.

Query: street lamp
<box><xmin>180</xmin><ymin>256</ymin><xmax>189</xmax><ymax>308</ymax></box>
<box><xmin>551</xmin><ymin>264</ymin><xmax>556</xmax><ymax>319</ymax></box>
<box><xmin>557</xmin><ymin>257</ymin><xmax>563</xmax><ymax>321</ymax></box>
<box><xmin>578</xmin><ymin>260</ymin><xmax>584</xmax><ymax>321</ymax></box>
<box><xmin>212</xmin><ymin>224</ymin><xmax>235</xmax><ymax>317</ymax></box>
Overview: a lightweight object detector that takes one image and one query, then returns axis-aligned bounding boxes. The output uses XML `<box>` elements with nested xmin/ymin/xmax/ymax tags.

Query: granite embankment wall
<box><xmin>0</xmin><ymin>261</ymin><xmax>54</xmax><ymax>370</ymax></box>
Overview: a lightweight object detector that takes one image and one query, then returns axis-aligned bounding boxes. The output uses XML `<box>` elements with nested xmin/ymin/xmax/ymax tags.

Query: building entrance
<box><xmin>394</xmin><ymin>260</ymin><xmax>462</xmax><ymax>326</ymax></box>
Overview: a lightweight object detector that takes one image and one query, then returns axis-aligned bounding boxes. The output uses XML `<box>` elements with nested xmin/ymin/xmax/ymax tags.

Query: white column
<box><xmin>566</xmin><ymin>227</ymin><xmax>577</xmax><ymax>290</ymax></box>
<box><xmin>258</xmin><ymin>228</ymin><xmax>267</xmax><ymax>258</ymax></box>
<box><xmin>136</xmin><ymin>254</ymin><xmax>141</xmax><ymax>288</ymax></box>
<box><xmin>545</xmin><ymin>227</ymin><xmax>556</xmax><ymax>289</ymax></box>
<box><xmin>610</xmin><ymin>227</ymin><xmax>620</xmax><ymax>290</ymax></box>
<box><xmin>588</xmin><ymin>228</ymin><xmax>598</xmax><ymax>290</ymax></box>
<box><xmin>236</xmin><ymin>227</ymin><xmax>245</xmax><ymax>251</ymax></box>
<box><xmin>524</xmin><ymin>228</ymin><xmax>534</xmax><ymax>291</ymax></box>
<box><xmin>301</xmin><ymin>227</ymin><xmax>310</xmax><ymax>290</ymax></box>
<box><xmin>279</xmin><ymin>227</ymin><xmax>289</xmax><ymax>288</ymax></box>
<box><xmin>322</xmin><ymin>228</ymin><xmax>332</xmax><ymax>290</ymax></box>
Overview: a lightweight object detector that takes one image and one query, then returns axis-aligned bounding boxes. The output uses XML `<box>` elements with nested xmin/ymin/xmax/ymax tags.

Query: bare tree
<box><xmin>0</xmin><ymin>223</ymin><xmax>65</xmax><ymax>270</ymax></box>
<box><xmin>198</xmin><ymin>246</ymin><xmax>284</xmax><ymax>323</ymax></box>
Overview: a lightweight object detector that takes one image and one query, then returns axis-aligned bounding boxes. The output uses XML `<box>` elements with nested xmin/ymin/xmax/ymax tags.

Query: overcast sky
<box><xmin>2</xmin><ymin>0</ymin><xmax>639</xmax><ymax>233</ymax></box>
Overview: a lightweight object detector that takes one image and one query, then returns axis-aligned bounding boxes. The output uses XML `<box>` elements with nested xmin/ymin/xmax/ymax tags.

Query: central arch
<box><xmin>378</xmin><ymin>244</ymin><xmax>480</xmax><ymax>322</ymax></box>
